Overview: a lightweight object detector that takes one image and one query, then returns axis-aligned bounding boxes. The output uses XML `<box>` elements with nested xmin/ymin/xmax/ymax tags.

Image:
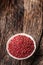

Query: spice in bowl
<box><xmin>6</xmin><ymin>33</ymin><xmax>36</xmax><ymax>60</ymax></box>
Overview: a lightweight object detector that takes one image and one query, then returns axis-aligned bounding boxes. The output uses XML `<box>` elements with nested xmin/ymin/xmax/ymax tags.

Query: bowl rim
<box><xmin>6</xmin><ymin>33</ymin><xmax>36</xmax><ymax>60</ymax></box>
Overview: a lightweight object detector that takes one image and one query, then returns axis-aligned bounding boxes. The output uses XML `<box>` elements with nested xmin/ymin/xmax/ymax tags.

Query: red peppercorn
<box><xmin>8</xmin><ymin>35</ymin><xmax>34</xmax><ymax>58</ymax></box>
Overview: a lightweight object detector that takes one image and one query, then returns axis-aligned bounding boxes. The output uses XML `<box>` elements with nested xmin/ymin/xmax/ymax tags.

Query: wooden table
<box><xmin>0</xmin><ymin>0</ymin><xmax>43</xmax><ymax>65</ymax></box>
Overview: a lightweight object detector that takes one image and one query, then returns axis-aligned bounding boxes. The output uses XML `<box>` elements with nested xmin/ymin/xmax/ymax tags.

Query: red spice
<box><xmin>8</xmin><ymin>35</ymin><xmax>34</xmax><ymax>58</ymax></box>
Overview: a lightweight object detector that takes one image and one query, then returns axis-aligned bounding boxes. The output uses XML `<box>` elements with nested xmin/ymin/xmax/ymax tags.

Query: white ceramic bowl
<box><xmin>6</xmin><ymin>33</ymin><xmax>36</xmax><ymax>60</ymax></box>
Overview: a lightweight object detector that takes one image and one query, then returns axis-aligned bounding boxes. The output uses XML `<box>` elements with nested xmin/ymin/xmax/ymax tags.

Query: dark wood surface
<box><xmin>0</xmin><ymin>0</ymin><xmax>43</xmax><ymax>65</ymax></box>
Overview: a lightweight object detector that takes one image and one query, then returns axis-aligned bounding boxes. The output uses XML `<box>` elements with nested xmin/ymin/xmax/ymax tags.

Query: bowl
<box><xmin>6</xmin><ymin>33</ymin><xmax>36</xmax><ymax>60</ymax></box>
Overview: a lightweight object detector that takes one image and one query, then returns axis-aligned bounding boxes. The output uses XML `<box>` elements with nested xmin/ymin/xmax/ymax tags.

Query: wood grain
<box><xmin>0</xmin><ymin>0</ymin><xmax>43</xmax><ymax>65</ymax></box>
